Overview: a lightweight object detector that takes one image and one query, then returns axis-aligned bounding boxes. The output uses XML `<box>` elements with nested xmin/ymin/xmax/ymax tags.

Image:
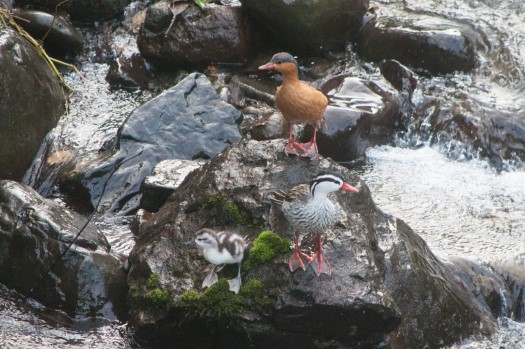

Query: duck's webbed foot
<box><xmin>202</xmin><ymin>266</ymin><xmax>219</xmax><ymax>288</ymax></box>
<box><xmin>299</xmin><ymin>140</ymin><xmax>319</xmax><ymax>160</ymax></box>
<box><xmin>284</xmin><ymin>141</ymin><xmax>305</xmax><ymax>157</ymax></box>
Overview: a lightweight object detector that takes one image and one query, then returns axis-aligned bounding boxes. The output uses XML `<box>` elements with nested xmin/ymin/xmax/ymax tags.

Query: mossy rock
<box><xmin>179</xmin><ymin>278</ymin><xmax>270</xmax><ymax>320</ymax></box>
<box><xmin>201</xmin><ymin>193</ymin><xmax>263</xmax><ymax>228</ymax></box>
<box><xmin>243</xmin><ymin>231</ymin><xmax>290</xmax><ymax>271</ymax></box>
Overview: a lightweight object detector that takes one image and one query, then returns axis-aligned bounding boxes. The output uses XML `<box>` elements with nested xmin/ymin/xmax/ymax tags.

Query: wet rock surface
<box><xmin>126</xmin><ymin>139</ymin><xmax>496</xmax><ymax>348</ymax></box>
<box><xmin>0</xmin><ymin>180</ymin><xmax>127</xmax><ymax>319</ymax></box>
<box><xmin>240</xmin><ymin>0</ymin><xmax>368</xmax><ymax>53</ymax></box>
<box><xmin>318</xmin><ymin>76</ymin><xmax>402</xmax><ymax>161</ymax></box>
<box><xmin>14</xmin><ymin>0</ymin><xmax>130</xmax><ymax>22</ymax></box>
<box><xmin>0</xmin><ymin>26</ymin><xmax>65</xmax><ymax>181</ymax></box>
<box><xmin>82</xmin><ymin>72</ymin><xmax>242</xmax><ymax>215</ymax></box>
<box><xmin>12</xmin><ymin>9</ymin><xmax>83</xmax><ymax>59</ymax></box>
<box><xmin>357</xmin><ymin>14</ymin><xmax>479</xmax><ymax>75</ymax></box>
<box><xmin>137</xmin><ymin>2</ymin><xmax>251</xmax><ymax>68</ymax></box>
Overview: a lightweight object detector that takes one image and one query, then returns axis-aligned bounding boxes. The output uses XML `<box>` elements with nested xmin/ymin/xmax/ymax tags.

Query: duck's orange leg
<box><xmin>289</xmin><ymin>232</ymin><xmax>312</xmax><ymax>272</ymax></box>
<box><xmin>300</xmin><ymin>127</ymin><xmax>319</xmax><ymax>160</ymax></box>
<box><xmin>284</xmin><ymin>123</ymin><xmax>305</xmax><ymax>156</ymax></box>
<box><xmin>309</xmin><ymin>233</ymin><xmax>332</xmax><ymax>276</ymax></box>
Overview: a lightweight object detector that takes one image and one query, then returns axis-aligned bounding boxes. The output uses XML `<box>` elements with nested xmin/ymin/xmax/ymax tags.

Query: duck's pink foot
<box><xmin>288</xmin><ymin>249</ymin><xmax>312</xmax><ymax>272</ymax></box>
<box><xmin>309</xmin><ymin>250</ymin><xmax>332</xmax><ymax>276</ymax></box>
<box><xmin>299</xmin><ymin>140</ymin><xmax>319</xmax><ymax>160</ymax></box>
<box><xmin>284</xmin><ymin>141</ymin><xmax>305</xmax><ymax>157</ymax></box>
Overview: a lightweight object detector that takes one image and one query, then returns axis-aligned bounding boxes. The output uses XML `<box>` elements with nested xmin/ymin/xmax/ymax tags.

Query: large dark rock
<box><xmin>357</xmin><ymin>15</ymin><xmax>479</xmax><ymax>75</ymax></box>
<box><xmin>240</xmin><ymin>0</ymin><xmax>369</xmax><ymax>53</ymax></box>
<box><xmin>318</xmin><ymin>76</ymin><xmax>402</xmax><ymax>161</ymax></box>
<box><xmin>82</xmin><ymin>72</ymin><xmax>242</xmax><ymax>215</ymax></box>
<box><xmin>126</xmin><ymin>139</ymin><xmax>496</xmax><ymax>348</ymax></box>
<box><xmin>14</xmin><ymin>0</ymin><xmax>130</xmax><ymax>22</ymax></box>
<box><xmin>12</xmin><ymin>9</ymin><xmax>83</xmax><ymax>59</ymax></box>
<box><xmin>0</xmin><ymin>180</ymin><xmax>127</xmax><ymax>319</ymax></box>
<box><xmin>137</xmin><ymin>2</ymin><xmax>251</xmax><ymax>68</ymax></box>
<box><xmin>0</xmin><ymin>26</ymin><xmax>65</xmax><ymax>180</ymax></box>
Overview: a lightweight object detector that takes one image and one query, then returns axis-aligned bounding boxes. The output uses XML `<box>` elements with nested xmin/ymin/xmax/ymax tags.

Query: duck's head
<box><xmin>258</xmin><ymin>52</ymin><xmax>298</xmax><ymax>75</ymax></box>
<box><xmin>193</xmin><ymin>228</ymin><xmax>218</xmax><ymax>249</ymax></box>
<box><xmin>309</xmin><ymin>174</ymin><xmax>359</xmax><ymax>198</ymax></box>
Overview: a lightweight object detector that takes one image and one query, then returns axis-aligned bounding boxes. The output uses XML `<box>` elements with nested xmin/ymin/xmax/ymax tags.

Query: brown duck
<box><xmin>259</xmin><ymin>52</ymin><xmax>328</xmax><ymax>160</ymax></box>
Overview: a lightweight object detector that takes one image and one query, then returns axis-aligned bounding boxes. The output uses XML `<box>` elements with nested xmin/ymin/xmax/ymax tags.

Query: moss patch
<box><xmin>201</xmin><ymin>193</ymin><xmax>262</xmax><ymax>228</ymax></box>
<box><xmin>243</xmin><ymin>231</ymin><xmax>290</xmax><ymax>271</ymax></box>
<box><xmin>179</xmin><ymin>278</ymin><xmax>270</xmax><ymax>320</ymax></box>
<box><xmin>130</xmin><ymin>273</ymin><xmax>174</xmax><ymax>310</ymax></box>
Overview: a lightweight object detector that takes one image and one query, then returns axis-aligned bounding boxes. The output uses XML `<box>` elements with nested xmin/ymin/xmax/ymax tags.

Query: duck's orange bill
<box><xmin>258</xmin><ymin>62</ymin><xmax>274</xmax><ymax>70</ymax></box>
<box><xmin>341</xmin><ymin>183</ymin><xmax>359</xmax><ymax>193</ymax></box>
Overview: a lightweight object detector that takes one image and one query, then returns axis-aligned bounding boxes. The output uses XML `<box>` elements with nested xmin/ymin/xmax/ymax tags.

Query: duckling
<box><xmin>272</xmin><ymin>174</ymin><xmax>359</xmax><ymax>276</ymax></box>
<box><xmin>259</xmin><ymin>52</ymin><xmax>328</xmax><ymax>160</ymax></box>
<box><xmin>191</xmin><ymin>228</ymin><xmax>247</xmax><ymax>294</ymax></box>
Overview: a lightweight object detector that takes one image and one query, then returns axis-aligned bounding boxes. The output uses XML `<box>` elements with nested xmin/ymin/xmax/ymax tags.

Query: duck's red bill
<box><xmin>341</xmin><ymin>183</ymin><xmax>359</xmax><ymax>193</ymax></box>
<box><xmin>258</xmin><ymin>63</ymin><xmax>274</xmax><ymax>70</ymax></box>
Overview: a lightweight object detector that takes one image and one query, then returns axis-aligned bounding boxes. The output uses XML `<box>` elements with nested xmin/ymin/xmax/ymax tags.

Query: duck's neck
<box><xmin>281</xmin><ymin>69</ymin><xmax>299</xmax><ymax>84</ymax></box>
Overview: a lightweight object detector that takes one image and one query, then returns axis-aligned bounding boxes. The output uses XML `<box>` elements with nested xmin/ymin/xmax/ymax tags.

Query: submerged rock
<box><xmin>138</xmin><ymin>2</ymin><xmax>251</xmax><ymax>68</ymax></box>
<box><xmin>240</xmin><ymin>0</ymin><xmax>369</xmax><ymax>53</ymax></box>
<box><xmin>0</xmin><ymin>26</ymin><xmax>65</xmax><ymax>180</ymax></box>
<box><xmin>0</xmin><ymin>180</ymin><xmax>127</xmax><ymax>319</ymax></box>
<box><xmin>82</xmin><ymin>72</ymin><xmax>242</xmax><ymax>215</ymax></box>
<box><xmin>126</xmin><ymin>138</ymin><xmax>496</xmax><ymax>348</ymax></box>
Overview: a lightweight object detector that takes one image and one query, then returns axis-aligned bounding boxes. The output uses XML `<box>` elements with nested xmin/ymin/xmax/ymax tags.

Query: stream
<box><xmin>2</xmin><ymin>0</ymin><xmax>525</xmax><ymax>347</ymax></box>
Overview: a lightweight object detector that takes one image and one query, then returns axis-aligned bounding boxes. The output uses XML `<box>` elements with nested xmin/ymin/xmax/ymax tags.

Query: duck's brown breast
<box><xmin>275</xmin><ymin>81</ymin><xmax>328</xmax><ymax>125</ymax></box>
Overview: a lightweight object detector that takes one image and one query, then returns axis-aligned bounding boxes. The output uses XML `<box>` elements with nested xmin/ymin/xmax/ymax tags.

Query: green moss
<box><xmin>129</xmin><ymin>272</ymin><xmax>174</xmax><ymax>310</ymax></box>
<box><xmin>201</xmin><ymin>193</ymin><xmax>262</xmax><ymax>228</ymax></box>
<box><xmin>145</xmin><ymin>288</ymin><xmax>173</xmax><ymax>307</ymax></box>
<box><xmin>243</xmin><ymin>231</ymin><xmax>291</xmax><ymax>271</ymax></box>
<box><xmin>179</xmin><ymin>278</ymin><xmax>271</xmax><ymax>320</ymax></box>
<box><xmin>180</xmin><ymin>279</ymin><xmax>245</xmax><ymax>319</ymax></box>
<box><xmin>146</xmin><ymin>273</ymin><xmax>162</xmax><ymax>289</ymax></box>
<box><xmin>241</xmin><ymin>279</ymin><xmax>271</xmax><ymax>308</ymax></box>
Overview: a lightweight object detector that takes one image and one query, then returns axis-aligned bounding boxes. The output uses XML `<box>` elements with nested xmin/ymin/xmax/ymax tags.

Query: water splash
<box><xmin>358</xmin><ymin>145</ymin><xmax>525</xmax><ymax>263</ymax></box>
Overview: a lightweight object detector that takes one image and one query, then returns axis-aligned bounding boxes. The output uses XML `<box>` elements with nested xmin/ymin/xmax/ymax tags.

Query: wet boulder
<box><xmin>0</xmin><ymin>26</ymin><xmax>65</xmax><ymax>180</ymax></box>
<box><xmin>0</xmin><ymin>180</ymin><xmax>127</xmax><ymax>319</ymax></box>
<box><xmin>318</xmin><ymin>75</ymin><xmax>402</xmax><ymax>162</ymax></box>
<box><xmin>82</xmin><ymin>72</ymin><xmax>242</xmax><ymax>215</ymax></box>
<box><xmin>140</xmin><ymin>159</ymin><xmax>207</xmax><ymax>212</ymax></box>
<box><xmin>12</xmin><ymin>9</ymin><xmax>83</xmax><ymax>59</ymax></box>
<box><xmin>137</xmin><ymin>2</ymin><xmax>251</xmax><ymax>68</ymax></box>
<box><xmin>240</xmin><ymin>0</ymin><xmax>369</xmax><ymax>53</ymax></box>
<box><xmin>14</xmin><ymin>0</ymin><xmax>129</xmax><ymax>22</ymax></box>
<box><xmin>357</xmin><ymin>14</ymin><xmax>479</xmax><ymax>74</ymax></box>
<box><xmin>126</xmin><ymin>138</ymin><xmax>496</xmax><ymax>348</ymax></box>
<box><xmin>405</xmin><ymin>87</ymin><xmax>525</xmax><ymax>170</ymax></box>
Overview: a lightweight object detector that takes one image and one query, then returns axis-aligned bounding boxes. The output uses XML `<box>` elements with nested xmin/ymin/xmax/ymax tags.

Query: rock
<box><xmin>317</xmin><ymin>76</ymin><xmax>402</xmax><ymax>162</ymax></box>
<box><xmin>106</xmin><ymin>33</ymin><xmax>153</xmax><ymax>90</ymax></box>
<box><xmin>140</xmin><ymin>159</ymin><xmax>207</xmax><ymax>212</ymax></box>
<box><xmin>0</xmin><ymin>26</ymin><xmax>65</xmax><ymax>180</ymax></box>
<box><xmin>405</xmin><ymin>89</ymin><xmax>525</xmax><ymax>170</ymax></box>
<box><xmin>14</xmin><ymin>0</ymin><xmax>130</xmax><ymax>22</ymax></box>
<box><xmin>137</xmin><ymin>2</ymin><xmax>251</xmax><ymax>68</ymax></box>
<box><xmin>0</xmin><ymin>180</ymin><xmax>127</xmax><ymax>319</ymax></box>
<box><xmin>240</xmin><ymin>0</ymin><xmax>369</xmax><ymax>53</ymax></box>
<box><xmin>12</xmin><ymin>9</ymin><xmax>83</xmax><ymax>59</ymax></box>
<box><xmin>82</xmin><ymin>72</ymin><xmax>242</xmax><ymax>215</ymax></box>
<box><xmin>357</xmin><ymin>15</ymin><xmax>479</xmax><ymax>74</ymax></box>
<box><xmin>380</xmin><ymin>60</ymin><xmax>418</xmax><ymax>96</ymax></box>
<box><xmin>126</xmin><ymin>138</ymin><xmax>496</xmax><ymax>348</ymax></box>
